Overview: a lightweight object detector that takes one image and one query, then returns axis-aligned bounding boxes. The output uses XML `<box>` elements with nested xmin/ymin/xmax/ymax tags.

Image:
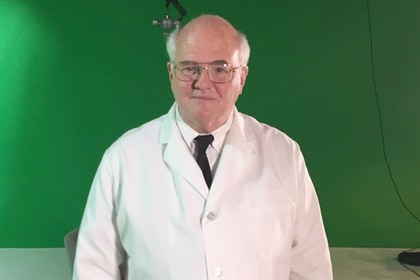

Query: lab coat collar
<box><xmin>158</xmin><ymin>103</ymin><xmax>256</xmax><ymax>199</ymax></box>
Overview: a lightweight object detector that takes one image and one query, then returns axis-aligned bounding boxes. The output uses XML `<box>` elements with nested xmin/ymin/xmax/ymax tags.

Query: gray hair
<box><xmin>165</xmin><ymin>26</ymin><xmax>251</xmax><ymax>66</ymax></box>
<box><xmin>165</xmin><ymin>28</ymin><xmax>179</xmax><ymax>64</ymax></box>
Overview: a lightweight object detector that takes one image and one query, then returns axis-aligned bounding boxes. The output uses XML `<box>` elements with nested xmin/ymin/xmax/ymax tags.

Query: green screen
<box><xmin>1</xmin><ymin>0</ymin><xmax>419</xmax><ymax>248</ymax></box>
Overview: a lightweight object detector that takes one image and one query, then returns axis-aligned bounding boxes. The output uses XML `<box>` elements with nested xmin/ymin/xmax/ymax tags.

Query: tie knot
<box><xmin>194</xmin><ymin>134</ymin><xmax>214</xmax><ymax>153</ymax></box>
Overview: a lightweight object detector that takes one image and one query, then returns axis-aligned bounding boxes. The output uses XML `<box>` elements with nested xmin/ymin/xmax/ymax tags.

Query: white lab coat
<box><xmin>73</xmin><ymin>104</ymin><xmax>332</xmax><ymax>280</ymax></box>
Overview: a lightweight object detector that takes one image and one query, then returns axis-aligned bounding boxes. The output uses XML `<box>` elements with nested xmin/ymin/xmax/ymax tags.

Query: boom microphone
<box><xmin>153</xmin><ymin>0</ymin><xmax>186</xmax><ymax>42</ymax></box>
<box><xmin>153</xmin><ymin>15</ymin><xmax>181</xmax><ymax>30</ymax></box>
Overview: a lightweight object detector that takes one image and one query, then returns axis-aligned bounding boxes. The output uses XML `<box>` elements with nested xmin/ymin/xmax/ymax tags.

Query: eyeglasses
<box><xmin>172</xmin><ymin>61</ymin><xmax>243</xmax><ymax>84</ymax></box>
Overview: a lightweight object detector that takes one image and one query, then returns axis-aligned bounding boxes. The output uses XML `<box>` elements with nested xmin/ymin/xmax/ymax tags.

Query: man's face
<box><xmin>168</xmin><ymin>26</ymin><xmax>248</xmax><ymax>133</ymax></box>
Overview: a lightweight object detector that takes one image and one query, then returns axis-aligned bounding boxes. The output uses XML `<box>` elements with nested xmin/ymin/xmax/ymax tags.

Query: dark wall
<box><xmin>1</xmin><ymin>0</ymin><xmax>419</xmax><ymax>248</ymax></box>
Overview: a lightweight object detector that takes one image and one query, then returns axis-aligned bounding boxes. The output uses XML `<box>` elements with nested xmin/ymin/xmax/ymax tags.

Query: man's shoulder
<box><xmin>123</xmin><ymin>116</ymin><xmax>163</xmax><ymax>138</ymax></box>
<box><xmin>109</xmin><ymin>115</ymin><xmax>165</xmax><ymax>150</ymax></box>
<box><xmin>238</xmin><ymin>112</ymin><xmax>295</xmax><ymax>143</ymax></box>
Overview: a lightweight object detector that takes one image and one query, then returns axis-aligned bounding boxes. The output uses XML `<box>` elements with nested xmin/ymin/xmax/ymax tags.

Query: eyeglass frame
<box><xmin>170</xmin><ymin>60</ymin><xmax>245</xmax><ymax>84</ymax></box>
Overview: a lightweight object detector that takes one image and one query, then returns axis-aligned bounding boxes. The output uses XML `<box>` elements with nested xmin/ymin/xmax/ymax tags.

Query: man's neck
<box><xmin>175</xmin><ymin>105</ymin><xmax>234</xmax><ymax>135</ymax></box>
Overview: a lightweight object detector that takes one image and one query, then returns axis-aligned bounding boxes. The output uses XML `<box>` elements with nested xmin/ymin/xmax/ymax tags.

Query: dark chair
<box><xmin>64</xmin><ymin>228</ymin><xmax>79</xmax><ymax>274</ymax></box>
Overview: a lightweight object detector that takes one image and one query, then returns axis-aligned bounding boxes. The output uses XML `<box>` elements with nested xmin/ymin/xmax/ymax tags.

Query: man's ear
<box><xmin>240</xmin><ymin>66</ymin><xmax>249</xmax><ymax>87</ymax></box>
<box><xmin>167</xmin><ymin>62</ymin><xmax>174</xmax><ymax>80</ymax></box>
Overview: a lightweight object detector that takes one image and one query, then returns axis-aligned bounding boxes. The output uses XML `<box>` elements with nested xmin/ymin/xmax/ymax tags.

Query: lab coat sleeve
<box><xmin>289</xmin><ymin>145</ymin><xmax>333</xmax><ymax>280</ymax></box>
<box><xmin>73</xmin><ymin>148</ymin><xmax>126</xmax><ymax>280</ymax></box>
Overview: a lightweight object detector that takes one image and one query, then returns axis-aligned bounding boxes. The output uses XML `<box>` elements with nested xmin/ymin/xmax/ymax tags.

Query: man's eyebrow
<box><xmin>177</xmin><ymin>60</ymin><xmax>228</xmax><ymax>65</ymax></box>
<box><xmin>211</xmin><ymin>60</ymin><xmax>228</xmax><ymax>65</ymax></box>
<box><xmin>178</xmin><ymin>60</ymin><xmax>197</xmax><ymax>65</ymax></box>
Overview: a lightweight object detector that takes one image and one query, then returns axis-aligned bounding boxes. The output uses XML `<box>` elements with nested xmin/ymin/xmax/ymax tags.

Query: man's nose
<box><xmin>193</xmin><ymin>67</ymin><xmax>213</xmax><ymax>88</ymax></box>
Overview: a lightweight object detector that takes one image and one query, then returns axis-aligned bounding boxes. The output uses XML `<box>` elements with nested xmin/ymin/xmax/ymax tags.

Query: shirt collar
<box><xmin>175</xmin><ymin>104</ymin><xmax>233</xmax><ymax>154</ymax></box>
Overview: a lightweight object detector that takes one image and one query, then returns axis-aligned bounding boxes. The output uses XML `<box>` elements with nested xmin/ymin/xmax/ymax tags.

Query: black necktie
<box><xmin>194</xmin><ymin>135</ymin><xmax>214</xmax><ymax>188</ymax></box>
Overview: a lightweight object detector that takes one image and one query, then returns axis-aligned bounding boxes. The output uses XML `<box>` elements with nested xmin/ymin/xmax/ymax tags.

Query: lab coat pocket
<box><xmin>252</xmin><ymin>203</ymin><xmax>294</xmax><ymax>259</ymax></box>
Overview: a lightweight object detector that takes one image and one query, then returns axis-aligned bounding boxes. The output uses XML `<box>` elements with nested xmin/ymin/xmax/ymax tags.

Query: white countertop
<box><xmin>0</xmin><ymin>247</ymin><xmax>419</xmax><ymax>280</ymax></box>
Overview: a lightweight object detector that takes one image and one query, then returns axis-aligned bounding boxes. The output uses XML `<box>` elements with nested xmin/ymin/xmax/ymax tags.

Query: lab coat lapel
<box><xmin>159</xmin><ymin>104</ymin><xmax>209</xmax><ymax>198</ymax></box>
<box><xmin>210</xmin><ymin>109</ymin><xmax>256</xmax><ymax>200</ymax></box>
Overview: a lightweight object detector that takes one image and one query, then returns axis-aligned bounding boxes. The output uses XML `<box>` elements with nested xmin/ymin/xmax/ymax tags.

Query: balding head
<box><xmin>166</xmin><ymin>15</ymin><xmax>250</xmax><ymax>66</ymax></box>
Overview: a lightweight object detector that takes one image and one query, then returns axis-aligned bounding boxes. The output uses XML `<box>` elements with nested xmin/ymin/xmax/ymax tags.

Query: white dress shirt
<box><xmin>175</xmin><ymin>105</ymin><xmax>233</xmax><ymax>176</ymax></box>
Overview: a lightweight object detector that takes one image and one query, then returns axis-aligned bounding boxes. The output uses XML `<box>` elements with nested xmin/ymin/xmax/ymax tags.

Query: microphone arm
<box><xmin>167</xmin><ymin>0</ymin><xmax>186</xmax><ymax>21</ymax></box>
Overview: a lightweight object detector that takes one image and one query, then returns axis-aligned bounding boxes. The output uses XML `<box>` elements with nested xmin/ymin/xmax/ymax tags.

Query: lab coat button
<box><xmin>207</xmin><ymin>211</ymin><xmax>216</xmax><ymax>220</ymax></box>
<box><xmin>213</xmin><ymin>267</ymin><xmax>222</xmax><ymax>277</ymax></box>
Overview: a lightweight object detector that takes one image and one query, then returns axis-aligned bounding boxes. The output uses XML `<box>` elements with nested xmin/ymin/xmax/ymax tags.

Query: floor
<box><xmin>0</xmin><ymin>247</ymin><xmax>419</xmax><ymax>280</ymax></box>
<box><xmin>330</xmin><ymin>248</ymin><xmax>420</xmax><ymax>280</ymax></box>
<box><xmin>0</xmin><ymin>248</ymin><xmax>70</xmax><ymax>280</ymax></box>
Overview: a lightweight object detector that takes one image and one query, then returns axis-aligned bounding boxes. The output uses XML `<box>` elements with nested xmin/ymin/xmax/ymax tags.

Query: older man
<box><xmin>73</xmin><ymin>15</ymin><xmax>333</xmax><ymax>280</ymax></box>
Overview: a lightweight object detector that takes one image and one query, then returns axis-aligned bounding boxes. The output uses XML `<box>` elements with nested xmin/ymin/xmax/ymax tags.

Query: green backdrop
<box><xmin>1</xmin><ymin>0</ymin><xmax>419</xmax><ymax>248</ymax></box>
